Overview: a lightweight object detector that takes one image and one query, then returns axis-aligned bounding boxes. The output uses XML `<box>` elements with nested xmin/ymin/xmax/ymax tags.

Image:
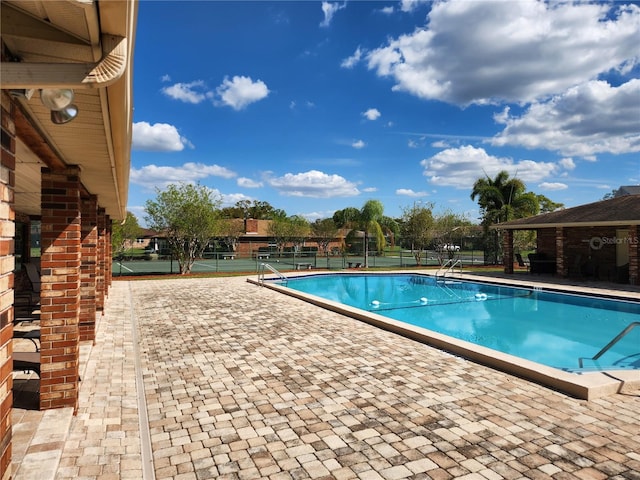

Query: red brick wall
<box><xmin>0</xmin><ymin>93</ymin><xmax>16</xmax><ymax>480</ymax></box>
<box><xmin>39</xmin><ymin>166</ymin><xmax>81</xmax><ymax>411</ymax></box>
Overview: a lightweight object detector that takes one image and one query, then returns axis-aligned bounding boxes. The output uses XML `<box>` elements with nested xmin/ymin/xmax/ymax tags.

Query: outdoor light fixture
<box><xmin>50</xmin><ymin>104</ymin><xmax>79</xmax><ymax>124</ymax></box>
<box><xmin>40</xmin><ymin>88</ymin><xmax>79</xmax><ymax>124</ymax></box>
<box><xmin>9</xmin><ymin>88</ymin><xmax>79</xmax><ymax>124</ymax></box>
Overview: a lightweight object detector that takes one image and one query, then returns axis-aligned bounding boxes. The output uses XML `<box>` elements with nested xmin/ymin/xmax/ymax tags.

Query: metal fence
<box><xmin>112</xmin><ymin>250</ymin><xmax>486</xmax><ymax>277</ymax></box>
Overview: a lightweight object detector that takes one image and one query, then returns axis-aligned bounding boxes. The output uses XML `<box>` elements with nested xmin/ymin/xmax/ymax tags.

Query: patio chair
<box><xmin>515</xmin><ymin>253</ymin><xmax>529</xmax><ymax>271</ymax></box>
<box><xmin>12</xmin><ymin>352</ymin><xmax>40</xmax><ymax>377</ymax></box>
<box><xmin>13</xmin><ymin>329</ymin><xmax>40</xmax><ymax>351</ymax></box>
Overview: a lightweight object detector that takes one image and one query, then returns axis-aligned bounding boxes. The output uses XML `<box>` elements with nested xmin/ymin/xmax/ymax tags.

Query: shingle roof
<box><xmin>493</xmin><ymin>194</ymin><xmax>640</xmax><ymax>229</ymax></box>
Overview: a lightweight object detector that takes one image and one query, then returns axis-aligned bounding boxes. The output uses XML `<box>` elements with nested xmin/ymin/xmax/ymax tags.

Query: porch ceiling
<box><xmin>1</xmin><ymin>0</ymin><xmax>137</xmax><ymax>221</ymax></box>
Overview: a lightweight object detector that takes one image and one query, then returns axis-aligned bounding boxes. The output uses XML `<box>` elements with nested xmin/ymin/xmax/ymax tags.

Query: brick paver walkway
<box><xmin>53</xmin><ymin>276</ymin><xmax>638</xmax><ymax>479</ymax></box>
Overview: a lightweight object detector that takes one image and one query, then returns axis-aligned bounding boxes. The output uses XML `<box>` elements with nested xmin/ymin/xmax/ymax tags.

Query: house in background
<box><xmin>1</xmin><ymin>1</ymin><xmax>137</xmax><ymax>476</ymax></box>
<box><xmin>494</xmin><ymin>192</ymin><xmax>640</xmax><ymax>285</ymax></box>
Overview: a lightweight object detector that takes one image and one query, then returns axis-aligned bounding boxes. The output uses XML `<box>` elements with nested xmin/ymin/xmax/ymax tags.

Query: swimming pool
<box><xmin>253</xmin><ymin>272</ymin><xmax>640</xmax><ymax>398</ymax></box>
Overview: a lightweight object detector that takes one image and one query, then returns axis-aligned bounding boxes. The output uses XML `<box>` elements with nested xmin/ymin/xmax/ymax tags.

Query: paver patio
<box><xmin>12</xmin><ymin>275</ymin><xmax>640</xmax><ymax>479</ymax></box>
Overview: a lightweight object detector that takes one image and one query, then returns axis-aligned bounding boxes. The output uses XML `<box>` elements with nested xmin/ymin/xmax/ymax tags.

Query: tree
<box><xmin>332</xmin><ymin>207</ymin><xmax>360</xmax><ymax>229</ymax></box>
<box><xmin>470</xmin><ymin>171</ymin><xmax>539</xmax><ymax>264</ymax></box>
<box><xmin>432</xmin><ymin>211</ymin><xmax>472</xmax><ymax>263</ymax></box>
<box><xmin>359</xmin><ymin>200</ymin><xmax>386</xmax><ymax>267</ymax></box>
<box><xmin>267</xmin><ymin>217</ymin><xmax>290</xmax><ymax>252</ymax></box>
<box><xmin>288</xmin><ymin>215</ymin><xmax>311</xmax><ymax>252</ymax></box>
<box><xmin>221</xmin><ymin>199</ymin><xmax>286</xmax><ymax>219</ymax></box>
<box><xmin>267</xmin><ymin>215</ymin><xmax>310</xmax><ymax>253</ymax></box>
<box><xmin>312</xmin><ymin>218</ymin><xmax>339</xmax><ymax>255</ymax></box>
<box><xmin>400</xmin><ymin>202</ymin><xmax>434</xmax><ymax>266</ymax></box>
<box><xmin>144</xmin><ymin>183</ymin><xmax>221</xmax><ymax>274</ymax></box>
<box><xmin>470</xmin><ymin>170</ymin><xmax>539</xmax><ymax>225</ymax></box>
<box><xmin>217</xmin><ymin>218</ymin><xmax>245</xmax><ymax>252</ymax></box>
<box><xmin>537</xmin><ymin>194</ymin><xmax>564</xmax><ymax>213</ymax></box>
<box><xmin>111</xmin><ymin>211</ymin><xmax>141</xmax><ymax>256</ymax></box>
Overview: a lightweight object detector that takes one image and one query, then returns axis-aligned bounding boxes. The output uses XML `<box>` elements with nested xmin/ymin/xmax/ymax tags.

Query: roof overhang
<box><xmin>1</xmin><ymin>0</ymin><xmax>137</xmax><ymax>221</ymax></box>
<box><xmin>490</xmin><ymin>194</ymin><xmax>640</xmax><ymax>231</ymax></box>
<box><xmin>493</xmin><ymin>220</ymin><xmax>640</xmax><ymax>230</ymax></box>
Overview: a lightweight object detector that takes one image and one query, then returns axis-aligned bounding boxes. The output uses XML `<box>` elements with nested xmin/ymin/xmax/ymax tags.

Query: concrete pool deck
<box><xmin>11</xmin><ymin>273</ymin><xmax>640</xmax><ymax>479</ymax></box>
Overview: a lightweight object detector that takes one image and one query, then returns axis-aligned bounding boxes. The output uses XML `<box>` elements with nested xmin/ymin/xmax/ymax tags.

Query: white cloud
<box><xmin>538</xmin><ymin>182</ymin><xmax>568</xmax><ymax>191</ymax></box>
<box><xmin>379</xmin><ymin>6</ymin><xmax>394</xmax><ymax>15</ymax></box>
<box><xmin>365</xmin><ymin>1</ymin><xmax>640</xmax><ymax>105</ymax></box>
<box><xmin>559</xmin><ymin>158</ymin><xmax>576</xmax><ymax>170</ymax></box>
<box><xmin>320</xmin><ymin>1</ymin><xmax>346</xmax><ymax>27</ymax></box>
<box><xmin>161</xmin><ymin>74</ymin><xmax>171</xmax><ymax>82</ymax></box>
<box><xmin>362</xmin><ymin>108</ymin><xmax>381</xmax><ymax>120</ymax></box>
<box><xmin>161</xmin><ymin>80</ymin><xmax>207</xmax><ymax>104</ymax></box>
<box><xmin>352</xmin><ymin>139</ymin><xmax>366</xmax><ymax>149</ymax></box>
<box><xmin>215</xmin><ymin>75</ymin><xmax>270</xmax><ymax>110</ymax></box>
<box><xmin>362</xmin><ymin>187</ymin><xmax>377</xmax><ymax>193</ymax></box>
<box><xmin>420</xmin><ymin>145</ymin><xmax>558</xmax><ymax>189</ymax></box>
<box><xmin>132</xmin><ymin>122</ymin><xmax>192</xmax><ymax>152</ymax></box>
<box><xmin>237</xmin><ymin>177</ymin><xmax>263</xmax><ymax>188</ymax></box>
<box><xmin>341</xmin><ymin>46</ymin><xmax>364</xmax><ymax>69</ymax></box>
<box><xmin>130</xmin><ymin>162</ymin><xmax>236</xmax><ymax>189</ymax></box>
<box><xmin>400</xmin><ymin>0</ymin><xmax>429</xmax><ymax>13</ymax></box>
<box><xmin>219</xmin><ymin>192</ymin><xmax>254</xmax><ymax>207</ymax></box>
<box><xmin>396</xmin><ymin>188</ymin><xmax>428</xmax><ymax>197</ymax></box>
<box><xmin>492</xmin><ymin>80</ymin><xmax>640</xmax><ymax>157</ymax></box>
<box><xmin>267</xmin><ymin>170</ymin><xmax>360</xmax><ymax>197</ymax></box>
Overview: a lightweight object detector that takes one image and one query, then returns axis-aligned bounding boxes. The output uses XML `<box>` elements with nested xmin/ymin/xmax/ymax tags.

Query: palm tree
<box><xmin>359</xmin><ymin>200</ymin><xmax>385</xmax><ymax>267</ymax></box>
<box><xmin>470</xmin><ymin>171</ymin><xmax>539</xmax><ymax>264</ymax></box>
<box><xmin>470</xmin><ymin>170</ymin><xmax>538</xmax><ymax>225</ymax></box>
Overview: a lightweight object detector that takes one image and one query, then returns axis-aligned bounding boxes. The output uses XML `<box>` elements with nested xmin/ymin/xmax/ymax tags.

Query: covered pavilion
<box><xmin>493</xmin><ymin>193</ymin><xmax>640</xmax><ymax>285</ymax></box>
<box><xmin>0</xmin><ymin>1</ymin><xmax>137</xmax><ymax>476</ymax></box>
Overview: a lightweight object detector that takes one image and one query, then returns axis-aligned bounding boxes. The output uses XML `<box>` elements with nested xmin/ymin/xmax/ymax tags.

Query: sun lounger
<box><xmin>13</xmin><ymin>352</ymin><xmax>40</xmax><ymax>377</ymax></box>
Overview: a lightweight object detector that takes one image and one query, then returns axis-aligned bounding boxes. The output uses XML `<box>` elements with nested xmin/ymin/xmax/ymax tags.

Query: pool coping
<box><xmin>248</xmin><ymin>270</ymin><xmax>640</xmax><ymax>400</ymax></box>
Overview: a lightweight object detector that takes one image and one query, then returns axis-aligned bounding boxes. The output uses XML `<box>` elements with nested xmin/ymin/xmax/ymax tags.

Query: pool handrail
<box><xmin>435</xmin><ymin>258</ymin><xmax>462</xmax><ymax>279</ymax></box>
<box><xmin>258</xmin><ymin>263</ymin><xmax>287</xmax><ymax>286</ymax></box>
<box><xmin>578</xmin><ymin>321</ymin><xmax>640</xmax><ymax>368</ymax></box>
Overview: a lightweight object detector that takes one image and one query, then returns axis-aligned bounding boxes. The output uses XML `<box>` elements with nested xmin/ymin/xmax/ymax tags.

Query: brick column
<box><xmin>629</xmin><ymin>225</ymin><xmax>638</xmax><ymax>285</ymax></box>
<box><xmin>0</xmin><ymin>93</ymin><xmax>16</xmax><ymax>480</ymax></box>
<box><xmin>502</xmin><ymin>229</ymin><xmax>514</xmax><ymax>274</ymax></box>
<box><xmin>40</xmin><ymin>166</ymin><xmax>81</xmax><ymax>411</ymax></box>
<box><xmin>80</xmin><ymin>195</ymin><xmax>98</xmax><ymax>342</ymax></box>
<box><xmin>556</xmin><ymin>226</ymin><xmax>567</xmax><ymax>277</ymax></box>
<box><xmin>106</xmin><ymin>216</ymin><xmax>112</xmax><ymax>289</ymax></box>
<box><xmin>96</xmin><ymin>208</ymin><xmax>106</xmax><ymax>311</ymax></box>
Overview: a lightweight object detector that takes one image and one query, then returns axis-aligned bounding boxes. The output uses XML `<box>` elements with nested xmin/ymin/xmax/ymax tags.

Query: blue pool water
<box><xmin>279</xmin><ymin>274</ymin><xmax>640</xmax><ymax>372</ymax></box>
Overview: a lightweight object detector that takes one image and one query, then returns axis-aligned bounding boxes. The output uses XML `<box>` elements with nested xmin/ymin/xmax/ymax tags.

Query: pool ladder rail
<box><xmin>435</xmin><ymin>258</ymin><xmax>462</xmax><ymax>281</ymax></box>
<box><xmin>258</xmin><ymin>262</ymin><xmax>288</xmax><ymax>286</ymax></box>
<box><xmin>578</xmin><ymin>321</ymin><xmax>640</xmax><ymax>368</ymax></box>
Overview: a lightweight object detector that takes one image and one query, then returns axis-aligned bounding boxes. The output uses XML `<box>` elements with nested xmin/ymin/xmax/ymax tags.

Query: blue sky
<box><xmin>129</xmin><ymin>0</ymin><xmax>640</xmax><ymax>225</ymax></box>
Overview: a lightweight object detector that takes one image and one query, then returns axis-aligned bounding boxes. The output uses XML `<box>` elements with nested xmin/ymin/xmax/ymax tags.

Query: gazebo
<box><xmin>493</xmin><ymin>193</ymin><xmax>640</xmax><ymax>285</ymax></box>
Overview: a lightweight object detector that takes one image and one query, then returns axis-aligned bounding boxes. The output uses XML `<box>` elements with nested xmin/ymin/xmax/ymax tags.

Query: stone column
<box><xmin>40</xmin><ymin>166</ymin><xmax>81</xmax><ymax>411</ymax></box>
